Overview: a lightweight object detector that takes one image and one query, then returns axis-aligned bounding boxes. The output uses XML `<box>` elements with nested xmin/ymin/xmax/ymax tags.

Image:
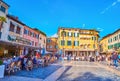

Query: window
<box><xmin>0</xmin><ymin>6</ymin><xmax>6</xmax><ymax>13</ymax></box>
<box><xmin>116</xmin><ymin>35</ymin><xmax>118</xmax><ymax>40</ymax></box>
<box><xmin>67</xmin><ymin>41</ymin><xmax>71</xmax><ymax>46</ymax></box>
<box><xmin>92</xmin><ymin>37</ymin><xmax>93</xmax><ymax>40</ymax></box>
<box><xmin>16</xmin><ymin>26</ymin><xmax>21</xmax><ymax>34</ymax></box>
<box><xmin>61</xmin><ymin>40</ymin><xmax>65</xmax><ymax>46</ymax></box>
<box><xmin>77</xmin><ymin>33</ymin><xmax>79</xmax><ymax>37</ymax></box>
<box><xmin>92</xmin><ymin>37</ymin><xmax>96</xmax><ymax>40</ymax></box>
<box><xmin>36</xmin><ymin>34</ymin><xmax>39</xmax><ymax>39</ymax></box>
<box><xmin>74</xmin><ymin>32</ymin><xmax>79</xmax><ymax>37</ymax></box>
<box><xmin>61</xmin><ymin>31</ymin><xmax>66</xmax><ymax>37</ymax></box>
<box><xmin>9</xmin><ymin>22</ymin><xmax>15</xmax><ymax>32</ymax></box>
<box><xmin>32</xmin><ymin>33</ymin><xmax>34</xmax><ymax>37</ymax></box>
<box><xmin>24</xmin><ymin>29</ymin><xmax>28</xmax><ymax>34</ymax></box>
<box><xmin>108</xmin><ymin>39</ymin><xmax>110</xmax><ymax>43</ymax></box>
<box><xmin>55</xmin><ymin>45</ymin><xmax>58</xmax><ymax>49</ymax></box>
<box><xmin>68</xmin><ymin>32</ymin><xmax>72</xmax><ymax>37</ymax></box>
<box><xmin>30</xmin><ymin>32</ymin><xmax>32</xmax><ymax>36</ymax></box>
<box><xmin>111</xmin><ymin>38</ymin><xmax>112</xmax><ymax>42</ymax></box>
<box><xmin>50</xmin><ymin>45</ymin><xmax>52</xmax><ymax>48</ymax></box>
<box><xmin>28</xmin><ymin>31</ymin><xmax>30</xmax><ymax>36</ymax></box>
<box><xmin>32</xmin><ymin>41</ymin><xmax>34</xmax><ymax>46</ymax></box>
<box><xmin>115</xmin><ymin>36</ymin><xmax>117</xmax><ymax>41</ymax></box>
<box><xmin>47</xmin><ymin>39</ymin><xmax>51</xmax><ymax>43</ymax></box>
<box><xmin>74</xmin><ymin>41</ymin><xmax>79</xmax><ymax>46</ymax></box>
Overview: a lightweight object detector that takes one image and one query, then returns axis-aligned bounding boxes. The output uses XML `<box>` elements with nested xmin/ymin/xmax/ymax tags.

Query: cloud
<box><xmin>118</xmin><ymin>0</ymin><xmax>120</xmax><ymax>2</ymax></box>
<box><xmin>97</xmin><ymin>27</ymin><xmax>104</xmax><ymax>32</ymax></box>
<box><xmin>112</xmin><ymin>2</ymin><xmax>117</xmax><ymax>6</ymax></box>
<box><xmin>50</xmin><ymin>33</ymin><xmax>58</xmax><ymax>38</ymax></box>
<box><xmin>100</xmin><ymin>0</ymin><xmax>120</xmax><ymax>14</ymax></box>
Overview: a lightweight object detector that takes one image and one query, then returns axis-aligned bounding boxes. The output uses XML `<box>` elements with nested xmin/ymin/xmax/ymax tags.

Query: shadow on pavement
<box><xmin>58</xmin><ymin>72</ymin><xmax>114</xmax><ymax>81</ymax></box>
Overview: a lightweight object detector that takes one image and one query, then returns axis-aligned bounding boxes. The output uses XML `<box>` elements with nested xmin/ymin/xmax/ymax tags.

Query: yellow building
<box><xmin>100</xmin><ymin>35</ymin><xmax>109</xmax><ymax>54</ymax></box>
<box><xmin>58</xmin><ymin>27</ymin><xmax>99</xmax><ymax>57</ymax></box>
<box><xmin>100</xmin><ymin>29</ymin><xmax>120</xmax><ymax>54</ymax></box>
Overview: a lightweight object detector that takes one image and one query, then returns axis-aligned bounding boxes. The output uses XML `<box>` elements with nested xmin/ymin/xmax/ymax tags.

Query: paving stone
<box><xmin>57</xmin><ymin>61</ymin><xmax>120</xmax><ymax>81</ymax></box>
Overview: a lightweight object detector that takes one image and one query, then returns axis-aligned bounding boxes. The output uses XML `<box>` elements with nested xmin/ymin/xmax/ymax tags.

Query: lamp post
<box><xmin>62</xmin><ymin>29</ymin><xmax>65</xmax><ymax>58</ymax></box>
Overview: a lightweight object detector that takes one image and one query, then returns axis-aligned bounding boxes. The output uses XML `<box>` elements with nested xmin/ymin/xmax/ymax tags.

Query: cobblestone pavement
<box><xmin>57</xmin><ymin>61</ymin><xmax>120</xmax><ymax>81</ymax></box>
<box><xmin>0</xmin><ymin>64</ymin><xmax>62</xmax><ymax>81</ymax></box>
<box><xmin>99</xmin><ymin>61</ymin><xmax>120</xmax><ymax>70</ymax></box>
<box><xmin>1</xmin><ymin>61</ymin><xmax>120</xmax><ymax>81</ymax></box>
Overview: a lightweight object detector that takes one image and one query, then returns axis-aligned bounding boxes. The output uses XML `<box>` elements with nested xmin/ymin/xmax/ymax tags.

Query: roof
<box><xmin>7</xmin><ymin>14</ymin><xmax>25</xmax><ymax>25</ymax></box>
<box><xmin>58</xmin><ymin>27</ymin><xmax>100</xmax><ymax>37</ymax></box>
<box><xmin>101</xmin><ymin>28</ymin><xmax>120</xmax><ymax>41</ymax></box>
<box><xmin>58</xmin><ymin>27</ymin><xmax>100</xmax><ymax>33</ymax></box>
<box><xmin>33</xmin><ymin>28</ymin><xmax>46</xmax><ymax>36</ymax></box>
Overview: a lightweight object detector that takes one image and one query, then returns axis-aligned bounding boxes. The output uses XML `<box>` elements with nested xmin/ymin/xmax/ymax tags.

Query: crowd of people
<box><xmin>1</xmin><ymin>51</ymin><xmax>120</xmax><ymax>75</ymax></box>
<box><xmin>62</xmin><ymin>51</ymin><xmax>120</xmax><ymax>68</ymax></box>
<box><xmin>1</xmin><ymin>53</ymin><xmax>57</xmax><ymax>75</ymax></box>
<box><xmin>108</xmin><ymin>51</ymin><xmax>120</xmax><ymax>68</ymax></box>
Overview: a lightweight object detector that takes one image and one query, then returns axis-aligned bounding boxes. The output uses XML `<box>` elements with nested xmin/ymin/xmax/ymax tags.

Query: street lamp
<box><xmin>62</xmin><ymin>29</ymin><xmax>65</xmax><ymax>57</ymax></box>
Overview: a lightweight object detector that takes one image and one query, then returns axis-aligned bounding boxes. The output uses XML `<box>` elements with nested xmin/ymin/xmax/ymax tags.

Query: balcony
<box><xmin>0</xmin><ymin>32</ymin><xmax>2</xmax><ymax>39</ymax></box>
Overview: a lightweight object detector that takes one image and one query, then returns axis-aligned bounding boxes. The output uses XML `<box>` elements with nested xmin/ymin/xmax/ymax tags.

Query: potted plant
<box><xmin>0</xmin><ymin>60</ymin><xmax>5</xmax><ymax>78</ymax></box>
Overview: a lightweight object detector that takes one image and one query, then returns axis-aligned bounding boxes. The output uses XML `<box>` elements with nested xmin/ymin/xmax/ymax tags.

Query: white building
<box><xmin>0</xmin><ymin>0</ymin><xmax>9</xmax><ymax>41</ymax></box>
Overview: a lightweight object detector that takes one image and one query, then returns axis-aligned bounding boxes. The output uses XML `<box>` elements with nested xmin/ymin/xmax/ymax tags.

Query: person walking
<box><xmin>112</xmin><ymin>52</ymin><xmax>118</xmax><ymax>68</ymax></box>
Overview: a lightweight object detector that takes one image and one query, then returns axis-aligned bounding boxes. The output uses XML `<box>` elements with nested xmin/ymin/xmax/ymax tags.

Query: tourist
<box><xmin>26</xmin><ymin>57</ymin><xmax>33</xmax><ymax>71</ymax></box>
<box><xmin>112</xmin><ymin>52</ymin><xmax>118</xmax><ymax>67</ymax></box>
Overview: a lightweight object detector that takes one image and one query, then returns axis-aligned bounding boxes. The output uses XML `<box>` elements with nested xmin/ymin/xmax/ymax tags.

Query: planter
<box><xmin>0</xmin><ymin>65</ymin><xmax>5</xmax><ymax>78</ymax></box>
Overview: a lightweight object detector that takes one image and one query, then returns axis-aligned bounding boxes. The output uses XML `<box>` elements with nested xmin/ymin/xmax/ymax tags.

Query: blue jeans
<box><xmin>113</xmin><ymin>60</ymin><xmax>118</xmax><ymax>67</ymax></box>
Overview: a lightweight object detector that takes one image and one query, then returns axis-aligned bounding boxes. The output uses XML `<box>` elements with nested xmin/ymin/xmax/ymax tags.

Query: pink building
<box><xmin>23</xmin><ymin>26</ymin><xmax>39</xmax><ymax>47</ymax></box>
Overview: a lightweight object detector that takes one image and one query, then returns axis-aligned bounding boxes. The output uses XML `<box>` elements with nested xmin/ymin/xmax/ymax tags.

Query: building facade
<box><xmin>46</xmin><ymin>37</ymin><xmax>58</xmax><ymax>53</ymax></box>
<box><xmin>0</xmin><ymin>0</ymin><xmax>9</xmax><ymax>17</ymax></box>
<box><xmin>0</xmin><ymin>0</ymin><xmax>9</xmax><ymax>40</ymax></box>
<box><xmin>0</xmin><ymin>1</ymin><xmax>46</xmax><ymax>56</ymax></box>
<box><xmin>58</xmin><ymin>27</ymin><xmax>99</xmax><ymax>57</ymax></box>
<box><xmin>99</xmin><ymin>35</ymin><xmax>109</xmax><ymax>54</ymax></box>
<box><xmin>108</xmin><ymin>29</ymin><xmax>120</xmax><ymax>52</ymax></box>
<box><xmin>33</xmin><ymin>28</ymin><xmax>46</xmax><ymax>50</ymax></box>
<box><xmin>100</xmin><ymin>29</ymin><xmax>120</xmax><ymax>54</ymax></box>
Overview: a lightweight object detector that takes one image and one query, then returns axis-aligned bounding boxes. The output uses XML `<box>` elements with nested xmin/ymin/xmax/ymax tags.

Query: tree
<box><xmin>0</xmin><ymin>16</ymin><xmax>6</xmax><ymax>31</ymax></box>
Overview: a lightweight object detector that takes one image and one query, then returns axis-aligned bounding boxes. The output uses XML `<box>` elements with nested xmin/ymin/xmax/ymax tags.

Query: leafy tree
<box><xmin>0</xmin><ymin>16</ymin><xmax>6</xmax><ymax>31</ymax></box>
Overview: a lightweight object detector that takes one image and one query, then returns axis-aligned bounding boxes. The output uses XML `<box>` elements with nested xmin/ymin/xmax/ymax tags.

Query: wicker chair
<box><xmin>5</xmin><ymin>62</ymin><xmax>15</xmax><ymax>75</ymax></box>
<box><xmin>15</xmin><ymin>61</ymin><xmax>21</xmax><ymax>71</ymax></box>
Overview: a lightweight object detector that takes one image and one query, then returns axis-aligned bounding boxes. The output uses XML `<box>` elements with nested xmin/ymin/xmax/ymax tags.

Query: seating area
<box><xmin>1</xmin><ymin>54</ymin><xmax>57</xmax><ymax>75</ymax></box>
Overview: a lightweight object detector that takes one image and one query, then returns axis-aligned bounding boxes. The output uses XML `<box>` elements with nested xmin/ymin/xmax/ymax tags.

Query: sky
<box><xmin>4</xmin><ymin>0</ymin><xmax>120</xmax><ymax>38</ymax></box>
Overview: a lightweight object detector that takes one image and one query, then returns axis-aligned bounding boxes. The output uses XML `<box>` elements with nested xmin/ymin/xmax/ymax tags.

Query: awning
<box><xmin>8</xmin><ymin>35</ymin><xmax>16</xmax><ymax>41</ymax></box>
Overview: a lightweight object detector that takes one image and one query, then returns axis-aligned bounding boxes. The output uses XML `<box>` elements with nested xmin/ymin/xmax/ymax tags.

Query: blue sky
<box><xmin>4</xmin><ymin>0</ymin><xmax>120</xmax><ymax>38</ymax></box>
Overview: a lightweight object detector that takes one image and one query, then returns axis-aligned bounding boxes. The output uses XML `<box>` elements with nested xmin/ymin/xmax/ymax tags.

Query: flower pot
<box><xmin>0</xmin><ymin>65</ymin><xmax>5</xmax><ymax>78</ymax></box>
